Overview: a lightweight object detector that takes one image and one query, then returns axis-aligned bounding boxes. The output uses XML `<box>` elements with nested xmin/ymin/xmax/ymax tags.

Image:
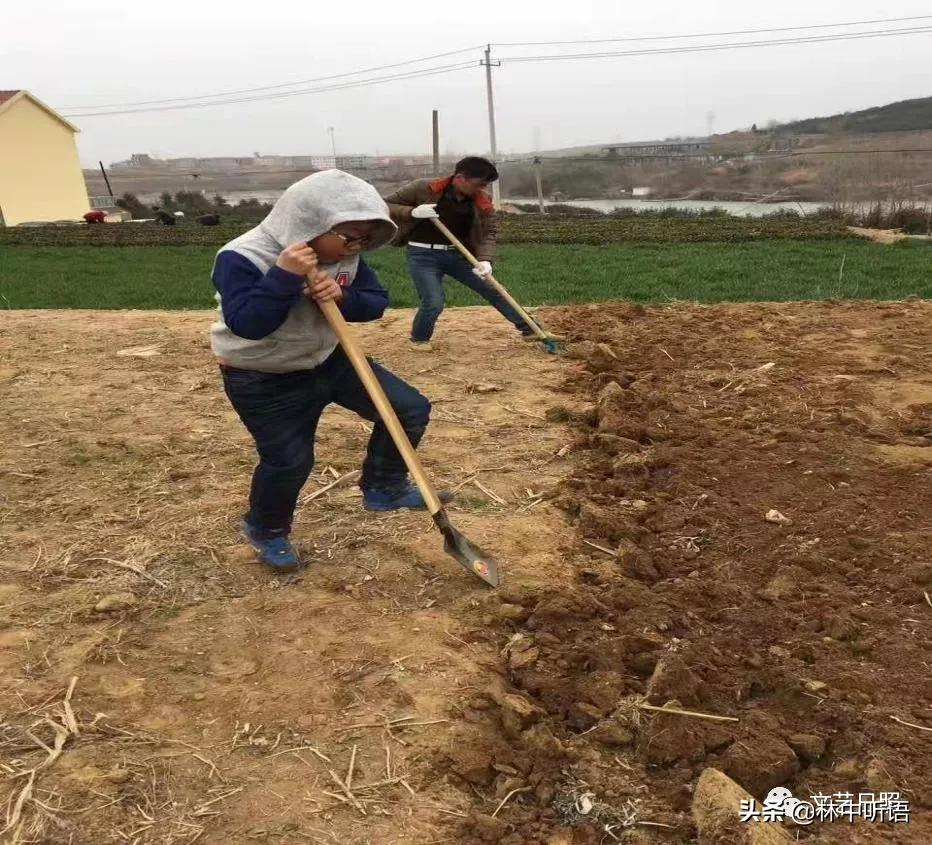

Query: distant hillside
<box><xmin>778</xmin><ymin>95</ymin><xmax>932</xmax><ymax>135</ymax></box>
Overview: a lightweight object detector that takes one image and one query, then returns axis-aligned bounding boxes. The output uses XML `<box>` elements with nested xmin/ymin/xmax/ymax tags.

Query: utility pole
<box><xmin>98</xmin><ymin>161</ymin><xmax>115</xmax><ymax>201</ymax></box>
<box><xmin>533</xmin><ymin>156</ymin><xmax>545</xmax><ymax>214</ymax></box>
<box><xmin>432</xmin><ymin>110</ymin><xmax>440</xmax><ymax>175</ymax></box>
<box><xmin>482</xmin><ymin>44</ymin><xmax>502</xmax><ymax>208</ymax></box>
<box><xmin>328</xmin><ymin>126</ymin><xmax>337</xmax><ymax>161</ymax></box>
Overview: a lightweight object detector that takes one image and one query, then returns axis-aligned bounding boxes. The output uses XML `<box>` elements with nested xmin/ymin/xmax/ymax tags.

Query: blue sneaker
<box><xmin>241</xmin><ymin>522</ymin><xmax>302</xmax><ymax>572</ymax></box>
<box><xmin>362</xmin><ymin>482</ymin><xmax>454</xmax><ymax>512</ymax></box>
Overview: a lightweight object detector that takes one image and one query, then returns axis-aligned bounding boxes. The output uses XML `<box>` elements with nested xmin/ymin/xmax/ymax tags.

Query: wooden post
<box><xmin>432</xmin><ymin>110</ymin><xmax>440</xmax><ymax>176</ymax></box>
<box><xmin>98</xmin><ymin>161</ymin><xmax>115</xmax><ymax>200</ymax></box>
<box><xmin>534</xmin><ymin>156</ymin><xmax>545</xmax><ymax>214</ymax></box>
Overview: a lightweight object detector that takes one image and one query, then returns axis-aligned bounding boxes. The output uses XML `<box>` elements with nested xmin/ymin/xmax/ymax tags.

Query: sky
<box><xmin>5</xmin><ymin>1</ymin><xmax>932</xmax><ymax>166</ymax></box>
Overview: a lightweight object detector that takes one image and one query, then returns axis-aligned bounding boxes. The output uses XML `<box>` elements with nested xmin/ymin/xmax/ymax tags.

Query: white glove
<box><xmin>472</xmin><ymin>261</ymin><xmax>493</xmax><ymax>279</ymax></box>
<box><xmin>411</xmin><ymin>204</ymin><xmax>439</xmax><ymax>219</ymax></box>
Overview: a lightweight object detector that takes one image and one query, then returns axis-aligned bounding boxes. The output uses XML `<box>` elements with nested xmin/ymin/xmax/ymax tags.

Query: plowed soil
<box><xmin>1</xmin><ymin>300</ymin><xmax>930</xmax><ymax>844</ymax></box>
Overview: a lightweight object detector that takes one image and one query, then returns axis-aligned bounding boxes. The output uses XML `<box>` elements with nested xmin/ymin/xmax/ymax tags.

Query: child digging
<box><xmin>210</xmin><ymin>170</ymin><xmax>449</xmax><ymax>572</ymax></box>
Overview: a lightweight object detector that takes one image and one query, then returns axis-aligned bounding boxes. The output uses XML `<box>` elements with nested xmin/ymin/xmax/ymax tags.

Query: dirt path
<box><xmin>2</xmin><ymin>300</ymin><xmax>931</xmax><ymax>844</ymax></box>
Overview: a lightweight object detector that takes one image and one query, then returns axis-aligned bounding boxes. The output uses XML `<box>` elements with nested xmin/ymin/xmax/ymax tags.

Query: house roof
<box><xmin>0</xmin><ymin>89</ymin><xmax>80</xmax><ymax>132</ymax></box>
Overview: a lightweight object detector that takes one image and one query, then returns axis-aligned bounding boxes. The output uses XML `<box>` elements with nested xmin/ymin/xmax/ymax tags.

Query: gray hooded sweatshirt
<box><xmin>210</xmin><ymin>170</ymin><xmax>397</xmax><ymax>372</ymax></box>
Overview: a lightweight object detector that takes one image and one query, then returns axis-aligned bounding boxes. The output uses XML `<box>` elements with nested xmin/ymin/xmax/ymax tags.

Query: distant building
<box><xmin>335</xmin><ymin>155</ymin><xmax>369</xmax><ymax>170</ymax></box>
<box><xmin>602</xmin><ymin>139</ymin><xmax>716</xmax><ymax>161</ymax></box>
<box><xmin>0</xmin><ymin>89</ymin><xmax>90</xmax><ymax>226</ymax></box>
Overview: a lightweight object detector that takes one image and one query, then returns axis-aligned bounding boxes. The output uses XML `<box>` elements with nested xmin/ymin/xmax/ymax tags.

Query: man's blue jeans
<box><xmin>221</xmin><ymin>347</ymin><xmax>430</xmax><ymax>537</ymax></box>
<box><xmin>407</xmin><ymin>246</ymin><xmax>530</xmax><ymax>342</ymax></box>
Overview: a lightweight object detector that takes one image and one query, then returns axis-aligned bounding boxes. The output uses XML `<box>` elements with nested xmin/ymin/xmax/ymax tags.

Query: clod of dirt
<box><xmin>638</xmin><ymin>707</ymin><xmax>709</xmax><ymax>765</ymax></box>
<box><xmin>646</xmin><ymin>655</ymin><xmax>703</xmax><ymax>706</ymax></box>
<box><xmin>503</xmin><ymin>634</ymin><xmax>539</xmax><ymax>670</ymax></box>
<box><xmin>223</xmin><ymin>545</ymin><xmax>258</xmax><ymax>566</ymax></box>
<box><xmin>721</xmin><ymin>734</ymin><xmax>798</xmax><ymax>798</ymax></box>
<box><xmin>498</xmin><ymin>602</ymin><xmax>530</xmax><ymax>623</ymax></box>
<box><xmin>566</xmin><ymin>340</ymin><xmax>598</xmax><ymax>361</ymax></box>
<box><xmin>823</xmin><ymin>614</ymin><xmax>857</xmax><ymax>641</ymax></box>
<box><xmin>787</xmin><ymin>733</ymin><xmax>826</xmax><ymax>763</ymax></box>
<box><xmin>521</xmin><ymin>722</ymin><xmax>565</xmax><ymax>759</ymax></box>
<box><xmin>469</xmin><ymin>812</ymin><xmax>507</xmax><ymax>842</ymax></box>
<box><xmin>500</xmin><ymin>693</ymin><xmax>545</xmax><ymax>739</ymax></box>
<box><xmin>466</xmin><ymin>382</ymin><xmax>503</xmax><ymax>394</ymax></box>
<box><xmin>508</xmin><ymin>646</ymin><xmax>540</xmax><ymax>671</ymax></box>
<box><xmin>909</xmin><ymin>564</ymin><xmax>932</xmax><ymax>586</ymax></box>
<box><xmin>592</xmin><ymin>718</ymin><xmax>634</xmax><ymax>747</ymax></box>
<box><xmin>833</xmin><ymin>758</ymin><xmax>862</xmax><ymax>781</ymax></box>
<box><xmin>546</xmin><ymin>404</ymin><xmax>598</xmax><ymax>424</ymax></box>
<box><xmin>764</xmin><ymin>509</ymin><xmax>792</xmax><ymax>526</ymax></box>
<box><xmin>692</xmin><ymin>768</ymin><xmax>794</xmax><ymax>845</ymax></box>
<box><xmin>447</xmin><ymin>738</ymin><xmax>494</xmax><ymax>785</ymax></box>
<box><xmin>616</xmin><ymin>539</ymin><xmax>660</xmax><ymax>583</ymax></box>
<box><xmin>568</xmin><ymin>701</ymin><xmax>603</xmax><ymax>731</ymax></box>
<box><xmin>105</xmin><ymin>768</ymin><xmax>132</xmax><ymax>784</ymax></box>
<box><xmin>598</xmin><ymin>381</ymin><xmax>626</xmax><ymax>406</ymax></box>
<box><xmin>760</xmin><ymin>566</ymin><xmax>806</xmax><ymax>602</ymax></box>
<box><xmin>591</xmin><ymin>433</ymin><xmax>641</xmax><ymax>457</ymax></box>
<box><xmin>865</xmin><ymin>759</ymin><xmax>897</xmax><ymax>793</ymax></box>
<box><xmin>595</xmin><ymin>342</ymin><xmax>618</xmax><ymax>361</ymax></box>
<box><xmin>93</xmin><ymin>592</ymin><xmax>137</xmax><ymax>613</ymax></box>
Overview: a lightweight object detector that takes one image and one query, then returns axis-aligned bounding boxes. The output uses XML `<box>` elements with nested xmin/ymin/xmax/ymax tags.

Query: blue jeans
<box><xmin>221</xmin><ymin>347</ymin><xmax>430</xmax><ymax>537</ymax></box>
<box><xmin>407</xmin><ymin>246</ymin><xmax>530</xmax><ymax>342</ymax></box>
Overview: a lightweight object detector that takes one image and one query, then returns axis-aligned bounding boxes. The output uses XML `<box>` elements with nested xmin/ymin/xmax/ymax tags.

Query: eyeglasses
<box><xmin>329</xmin><ymin>230</ymin><xmax>368</xmax><ymax>249</ymax></box>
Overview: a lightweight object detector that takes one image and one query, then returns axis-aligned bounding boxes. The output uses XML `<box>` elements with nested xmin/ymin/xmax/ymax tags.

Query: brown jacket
<box><xmin>383</xmin><ymin>177</ymin><xmax>499</xmax><ymax>262</ymax></box>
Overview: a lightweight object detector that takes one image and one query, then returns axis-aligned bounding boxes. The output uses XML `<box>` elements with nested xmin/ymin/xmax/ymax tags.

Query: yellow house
<box><xmin>0</xmin><ymin>90</ymin><xmax>90</xmax><ymax>226</ymax></box>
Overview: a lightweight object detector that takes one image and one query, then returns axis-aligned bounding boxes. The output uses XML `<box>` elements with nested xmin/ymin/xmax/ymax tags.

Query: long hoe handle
<box><xmin>317</xmin><ymin>299</ymin><xmax>442</xmax><ymax>513</ymax></box>
<box><xmin>430</xmin><ymin>218</ymin><xmax>560</xmax><ymax>344</ymax></box>
<box><xmin>316</xmin><ymin>298</ymin><xmax>501</xmax><ymax>587</ymax></box>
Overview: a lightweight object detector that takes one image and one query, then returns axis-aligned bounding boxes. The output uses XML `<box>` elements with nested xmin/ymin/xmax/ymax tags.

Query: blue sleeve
<box><xmin>339</xmin><ymin>258</ymin><xmax>389</xmax><ymax>323</ymax></box>
<box><xmin>212</xmin><ymin>251</ymin><xmax>304</xmax><ymax>340</ymax></box>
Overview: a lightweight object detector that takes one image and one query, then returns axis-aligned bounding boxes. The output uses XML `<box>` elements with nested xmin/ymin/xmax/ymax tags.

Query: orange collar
<box><xmin>429</xmin><ymin>177</ymin><xmax>495</xmax><ymax>213</ymax></box>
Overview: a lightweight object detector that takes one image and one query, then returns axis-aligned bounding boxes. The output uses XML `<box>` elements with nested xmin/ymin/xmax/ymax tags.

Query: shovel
<box><xmin>430</xmin><ymin>218</ymin><xmax>565</xmax><ymax>354</ymax></box>
<box><xmin>316</xmin><ymin>298</ymin><xmax>502</xmax><ymax>587</ymax></box>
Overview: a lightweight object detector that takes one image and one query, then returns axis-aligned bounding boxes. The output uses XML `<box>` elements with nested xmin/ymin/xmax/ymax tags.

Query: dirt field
<box><xmin>1</xmin><ymin>302</ymin><xmax>931</xmax><ymax>844</ymax></box>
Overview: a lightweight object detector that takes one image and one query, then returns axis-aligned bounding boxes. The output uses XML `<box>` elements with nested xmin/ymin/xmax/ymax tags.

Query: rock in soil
<box><xmin>693</xmin><ymin>768</ymin><xmax>793</xmax><ymax>844</ymax></box>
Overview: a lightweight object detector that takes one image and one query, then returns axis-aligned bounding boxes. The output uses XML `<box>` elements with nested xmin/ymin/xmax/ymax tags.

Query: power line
<box><xmin>58</xmin><ymin>15</ymin><xmax>932</xmax><ymax>115</ymax></box>
<box><xmin>63</xmin><ymin>62</ymin><xmax>477</xmax><ymax>117</ymax></box>
<box><xmin>498</xmin><ymin>149</ymin><xmax>932</xmax><ymax>164</ymax></box>
<box><xmin>501</xmin><ymin>25</ymin><xmax>932</xmax><ymax>63</ymax></box>
<box><xmin>60</xmin><ymin>45</ymin><xmax>485</xmax><ymax>110</ymax></box>
<box><xmin>494</xmin><ymin>14</ymin><xmax>932</xmax><ymax>47</ymax></box>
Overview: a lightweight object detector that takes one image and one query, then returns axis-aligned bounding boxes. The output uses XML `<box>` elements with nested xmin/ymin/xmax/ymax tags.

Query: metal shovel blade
<box><xmin>432</xmin><ymin>509</ymin><xmax>501</xmax><ymax>587</ymax></box>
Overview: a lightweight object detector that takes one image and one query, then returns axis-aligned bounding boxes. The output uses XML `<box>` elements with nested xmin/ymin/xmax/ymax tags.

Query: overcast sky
<box><xmin>6</xmin><ymin>1</ymin><xmax>932</xmax><ymax>166</ymax></box>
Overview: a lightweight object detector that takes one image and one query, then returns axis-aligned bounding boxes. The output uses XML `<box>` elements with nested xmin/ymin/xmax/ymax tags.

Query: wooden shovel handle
<box><xmin>316</xmin><ymin>298</ymin><xmax>442</xmax><ymax>514</ymax></box>
<box><xmin>429</xmin><ymin>218</ymin><xmax>550</xmax><ymax>342</ymax></box>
